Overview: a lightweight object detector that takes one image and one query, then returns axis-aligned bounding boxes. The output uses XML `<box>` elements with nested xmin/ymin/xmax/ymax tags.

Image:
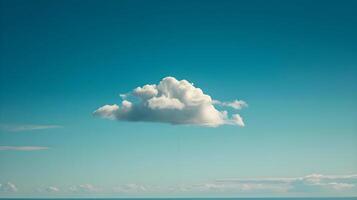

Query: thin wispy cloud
<box><xmin>94</xmin><ymin>76</ymin><xmax>247</xmax><ymax>127</ymax></box>
<box><xmin>0</xmin><ymin>146</ymin><xmax>49</xmax><ymax>151</ymax></box>
<box><xmin>0</xmin><ymin>124</ymin><xmax>62</xmax><ymax>132</ymax></box>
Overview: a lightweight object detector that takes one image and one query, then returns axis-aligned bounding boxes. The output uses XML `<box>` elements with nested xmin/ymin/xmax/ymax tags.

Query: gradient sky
<box><xmin>0</xmin><ymin>0</ymin><xmax>357</xmax><ymax>197</ymax></box>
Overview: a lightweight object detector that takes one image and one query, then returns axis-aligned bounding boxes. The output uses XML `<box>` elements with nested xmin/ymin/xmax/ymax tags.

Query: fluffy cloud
<box><xmin>214</xmin><ymin>174</ymin><xmax>357</xmax><ymax>194</ymax></box>
<box><xmin>36</xmin><ymin>186</ymin><xmax>60</xmax><ymax>193</ymax></box>
<box><xmin>288</xmin><ymin>174</ymin><xmax>357</xmax><ymax>192</ymax></box>
<box><xmin>0</xmin><ymin>182</ymin><xmax>18</xmax><ymax>193</ymax></box>
<box><xmin>70</xmin><ymin>184</ymin><xmax>99</xmax><ymax>193</ymax></box>
<box><xmin>0</xmin><ymin>124</ymin><xmax>62</xmax><ymax>132</ymax></box>
<box><xmin>151</xmin><ymin>174</ymin><xmax>357</xmax><ymax>195</ymax></box>
<box><xmin>0</xmin><ymin>146</ymin><xmax>49</xmax><ymax>151</ymax></box>
<box><xmin>94</xmin><ymin>77</ymin><xmax>247</xmax><ymax>127</ymax></box>
<box><xmin>90</xmin><ymin>174</ymin><xmax>357</xmax><ymax>196</ymax></box>
<box><xmin>113</xmin><ymin>184</ymin><xmax>150</xmax><ymax>193</ymax></box>
<box><xmin>4</xmin><ymin>174</ymin><xmax>352</xmax><ymax>196</ymax></box>
<box><xmin>45</xmin><ymin>186</ymin><xmax>60</xmax><ymax>193</ymax></box>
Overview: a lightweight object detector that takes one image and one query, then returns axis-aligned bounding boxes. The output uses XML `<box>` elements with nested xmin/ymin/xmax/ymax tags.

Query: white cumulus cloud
<box><xmin>94</xmin><ymin>76</ymin><xmax>247</xmax><ymax>127</ymax></box>
<box><xmin>215</xmin><ymin>174</ymin><xmax>357</xmax><ymax>193</ymax></box>
<box><xmin>70</xmin><ymin>184</ymin><xmax>99</xmax><ymax>193</ymax></box>
<box><xmin>0</xmin><ymin>182</ymin><xmax>18</xmax><ymax>193</ymax></box>
<box><xmin>45</xmin><ymin>186</ymin><xmax>60</xmax><ymax>193</ymax></box>
<box><xmin>113</xmin><ymin>183</ymin><xmax>149</xmax><ymax>193</ymax></box>
<box><xmin>103</xmin><ymin>174</ymin><xmax>357</xmax><ymax>196</ymax></box>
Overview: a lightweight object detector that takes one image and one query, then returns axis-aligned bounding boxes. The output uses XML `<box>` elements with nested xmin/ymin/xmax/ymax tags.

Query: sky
<box><xmin>0</xmin><ymin>0</ymin><xmax>357</xmax><ymax>197</ymax></box>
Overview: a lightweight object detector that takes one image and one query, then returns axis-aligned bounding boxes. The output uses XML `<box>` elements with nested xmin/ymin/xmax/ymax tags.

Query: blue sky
<box><xmin>0</xmin><ymin>0</ymin><xmax>356</xmax><ymax>197</ymax></box>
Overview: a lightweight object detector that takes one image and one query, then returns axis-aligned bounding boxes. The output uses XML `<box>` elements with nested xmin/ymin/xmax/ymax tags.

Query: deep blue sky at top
<box><xmin>0</xmin><ymin>0</ymin><xmax>356</xmax><ymax>196</ymax></box>
<box><xmin>1</xmin><ymin>0</ymin><xmax>356</xmax><ymax>125</ymax></box>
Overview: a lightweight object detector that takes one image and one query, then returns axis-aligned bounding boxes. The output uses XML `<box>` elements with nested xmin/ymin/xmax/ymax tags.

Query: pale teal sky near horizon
<box><xmin>0</xmin><ymin>0</ymin><xmax>357</xmax><ymax>197</ymax></box>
